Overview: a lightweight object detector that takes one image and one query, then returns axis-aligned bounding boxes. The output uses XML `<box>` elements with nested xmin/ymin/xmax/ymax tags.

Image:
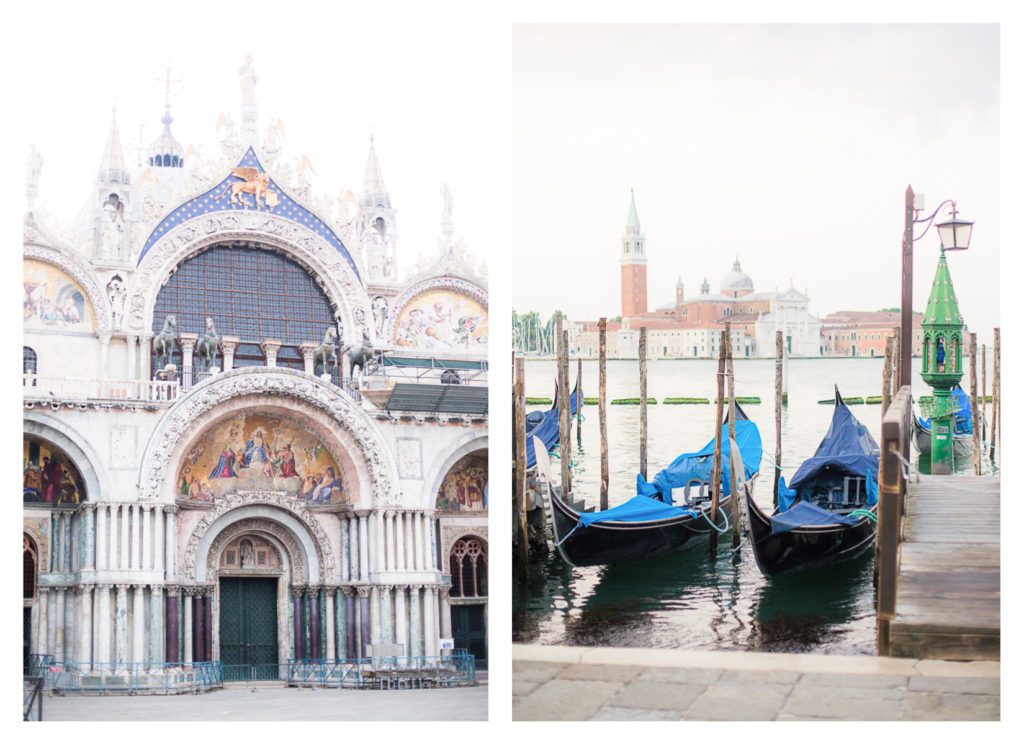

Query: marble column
<box><xmin>63</xmin><ymin>589</ymin><xmax>74</xmax><ymax>663</ymax></box>
<box><xmin>412</xmin><ymin>513</ymin><xmax>422</xmax><ymax>571</ymax></box>
<box><xmin>115</xmin><ymin>584</ymin><xmax>129</xmax><ymax>671</ymax></box>
<box><xmin>324</xmin><ymin>587</ymin><xmax>336</xmax><ymax>659</ymax></box>
<box><xmin>119</xmin><ymin>504</ymin><xmax>130</xmax><ymax>570</ymax></box>
<box><xmin>61</xmin><ymin>512</ymin><xmax>72</xmax><ymax>572</ymax></box>
<box><xmin>182</xmin><ymin>590</ymin><xmax>193</xmax><ymax>664</ymax></box>
<box><xmin>396</xmin><ymin>511</ymin><xmax>407</xmax><ymax>571</ymax></box>
<box><xmin>409</xmin><ymin>585</ymin><xmax>422</xmax><ymax>658</ymax></box>
<box><xmin>340</xmin><ymin>517</ymin><xmax>350</xmax><ymax>581</ymax></box>
<box><xmin>395</xmin><ymin>586</ymin><xmax>408</xmax><ymax>655</ymax></box>
<box><xmin>383</xmin><ymin>511</ymin><xmax>393</xmax><ymax>572</ymax></box>
<box><xmin>98</xmin><ymin>332</ymin><xmax>111</xmax><ymax>380</ymax></box>
<box><xmin>427</xmin><ymin>514</ymin><xmax>437</xmax><ymax>571</ymax></box>
<box><xmin>358</xmin><ymin>514</ymin><xmax>369</xmax><ymax>581</ymax></box>
<box><xmin>165</xmin><ymin>586</ymin><xmax>179</xmax><ymax>664</ymax></box>
<box><xmin>46</xmin><ymin>589</ymin><xmax>57</xmax><ymax>658</ymax></box>
<box><xmin>369</xmin><ymin>586</ymin><xmax>381</xmax><ymax>648</ymax></box>
<box><xmin>308</xmin><ymin>587</ymin><xmax>320</xmax><ymax>659</ymax></box>
<box><xmin>261</xmin><ymin>339</ymin><xmax>281</xmax><ymax>367</ymax></box>
<box><xmin>440</xmin><ymin>586</ymin><xmax>453</xmax><ymax>640</ymax></box>
<box><xmin>220</xmin><ymin>336</ymin><xmax>239</xmax><ymax>372</ymax></box>
<box><xmin>344</xmin><ymin>588</ymin><xmax>356</xmax><ymax>659</ymax></box>
<box><xmin>149</xmin><ymin>585</ymin><xmax>163</xmax><ymax>665</ymax></box>
<box><xmin>426</xmin><ymin>586</ymin><xmax>438</xmax><ymax>657</ymax></box>
<box><xmin>179</xmin><ymin>333</ymin><xmax>197</xmax><ymax>389</ymax></box>
<box><xmin>380</xmin><ymin>585</ymin><xmax>393</xmax><ymax>645</ymax></box>
<box><xmin>96</xmin><ymin>584</ymin><xmax>111</xmax><ymax>666</ymax></box>
<box><xmin>140</xmin><ymin>333</ymin><xmax>153</xmax><ymax>381</ymax></box>
<box><xmin>84</xmin><ymin>504</ymin><xmax>96</xmax><ymax>571</ymax></box>
<box><xmin>96</xmin><ymin>504</ymin><xmax>107</xmax><ymax>571</ymax></box>
<box><xmin>358</xmin><ymin>587</ymin><xmax>370</xmax><ymax>659</ymax></box>
<box><xmin>153</xmin><ymin>506</ymin><xmax>164</xmax><ymax>576</ymax></box>
<box><xmin>292</xmin><ymin>586</ymin><xmax>305</xmax><ymax>659</ymax></box>
<box><xmin>35</xmin><ymin>588</ymin><xmax>49</xmax><ymax>656</ymax></box>
<box><xmin>53</xmin><ymin>588</ymin><xmax>66</xmax><ymax>662</ymax></box>
<box><xmin>420</xmin><ymin>513</ymin><xmax>430</xmax><ymax>571</ymax></box>
<box><xmin>142</xmin><ymin>506</ymin><xmax>152</xmax><ymax>571</ymax></box>
<box><xmin>348</xmin><ymin>516</ymin><xmax>359</xmax><ymax>582</ymax></box>
<box><xmin>77</xmin><ymin>585</ymin><xmax>93</xmax><ymax>670</ymax></box>
<box><xmin>192</xmin><ymin>594</ymin><xmax>204</xmax><ymax>661</ymax></box>
<box><xmin>299</xmin><ymin>342</ymin><xmax>317</xmax><ymax>375</ymax></box>
<box><xmin>203</xmin><ymin>592</ymin><xmax>213</xmax><ymax>662</ymax></box>
<box><xmin>374</xmin><ymin>511</ymin><xmax>385</xmax><ymax>573</ymax></box>
<box><xmin>164</xmin><ymin>507</ymin><xmax>177</xmax><ymax>580</ymax></box>
<box><xmin>132</xmin><ymin>585</ymin><xmax>145</xmax><ymax>664</ymax></box>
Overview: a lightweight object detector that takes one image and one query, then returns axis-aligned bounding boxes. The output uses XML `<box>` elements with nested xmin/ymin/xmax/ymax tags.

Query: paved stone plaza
<box><xmin>513</xmin><ymin>645</ymin><xmax>999</xmax><ymax>721</ymax></box>
<box><xmin>41</xmin><ymin>683</ymin><xmax>487</xmax><ymax>721</ymax></box>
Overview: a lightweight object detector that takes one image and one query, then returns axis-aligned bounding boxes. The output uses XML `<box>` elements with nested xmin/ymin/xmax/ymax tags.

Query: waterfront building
<box><xmin>23</xmin><ymin>58</ymin><xmax>488</xmax><ymax>681</ymax></box>
<box><xmin>820</xmin><ymin>311</ymin><xmax>924</xmax><ymax>358</ymax></box>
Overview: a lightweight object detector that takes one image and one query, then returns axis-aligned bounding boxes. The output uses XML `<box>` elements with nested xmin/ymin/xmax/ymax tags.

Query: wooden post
<box><xmin>639</xmin><ymin>327</ymin><xmax>648</xmax><ymax>481</ymax></box>
<box><xmin>513</xmin><ymin>355</ymin><xmax>528</xmax><ymax>572</ymax></box>
<box><xmin>970</xmin><ymin>334</ymin><xmax>980</xmax><ymax>475</ymax></box>
<box><xmin>877</xmin><ymin>388</ymin><xmax>910</xmax><ymax>655</ymax></box>
<box><xmin>882</xmin><ymin>336</ymin><xmax>894</xmax><ymax>418</ymax></box>
<box><xmin>576</xmin><ymin>356</ymin><xmax>583</xmax><ymax>447</ymax></box>
<box><xmin>981</xmin><ymin>343</ymin><xmax>986</xmax><ymax>438</ymax></box>
<box><xmin>992</xmin><ymin>328</ymin><xmax>1000</xmax><ymax>463</ymax></box>
<box><xmin>899</xmin><ymin>184</ymin><xmax>915</xmax><ymax>390</ymax></box>
<box><xmin>726</xmin><ymin>323</ymin><xmax>740</xmax><ymax>548</ymax></box>
<box><xmin>774</xmin><ymin>330</ymin><xmax>783</xmax><ymax>508</ymax></box>
<box><xmin>556</xmin><ymin>316</ymin><xmax>571</xmax><ymax>499</ymax></box>
<box><xmin>710</xmin><ymin>329</ymin><xmax>727</xmax><ymax>555</ymax></box>
<box><xmin>891</xmin><ymin>327</ymin><xmax>901</xmax><ymax>401</ymax></box>
<box><xmin>599</xmin><ymin>318</ymin><xmax>609</xmax><ymax>511</ymax></box>
<box><xmin>782</xmin><ymin>335</ymin><xmax>789</xmax><ymax>405</ymax></box>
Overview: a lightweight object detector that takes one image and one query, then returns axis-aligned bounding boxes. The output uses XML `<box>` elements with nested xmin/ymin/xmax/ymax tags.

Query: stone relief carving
<box><xmin>205</xmin><ymin>516</ymin><xmax>304</xmax><ymax>584</ymax></box>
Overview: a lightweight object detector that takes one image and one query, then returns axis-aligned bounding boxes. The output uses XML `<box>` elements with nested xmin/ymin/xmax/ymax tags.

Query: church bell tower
<box><xmin>620</xmin><ymin>188</ymin><xmax>648</xmax><ymax>318</ymax></box>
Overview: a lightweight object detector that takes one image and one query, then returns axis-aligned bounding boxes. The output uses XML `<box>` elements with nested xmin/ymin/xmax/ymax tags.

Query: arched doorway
<box><xmin>448</xmin><ymin>535</ymin><xmax>487</xmax><ymax>669</ymax></box>
<box><xmin>24</xmin><ymin>535</ymin><xmax>37</xmax><ymax>673</ymax></box>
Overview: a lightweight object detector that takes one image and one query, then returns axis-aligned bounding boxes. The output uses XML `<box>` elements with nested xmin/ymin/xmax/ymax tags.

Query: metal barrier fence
<box><xmin>26</xmin><ymin>654</ymin><xmax>55</xmax><ymax>677</ymax></box>
<box><xmin>23</xmin><ymin>677</ymin><xmax>43</xmax><ymax>721</ymax></box>
<box><xmin>42</xmin><ymin>661</ymin><xmax>223</xmax><ymax>695</ymax></box>
<box><xmin>287</xmin><ymin>651</ymin><xmax>476</xmax><ymax>689</ymax></box>
<box><xmin>221</xmin><ymin>663</ymin><xmax>289</xmax><ymax>684</ymax></box>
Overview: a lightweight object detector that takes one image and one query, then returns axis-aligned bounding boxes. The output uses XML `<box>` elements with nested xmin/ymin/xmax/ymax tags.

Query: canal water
<box><xmin>512</xmin><ymin>356</ymin><xmax>999</xmax><ymax>654</ymax></box>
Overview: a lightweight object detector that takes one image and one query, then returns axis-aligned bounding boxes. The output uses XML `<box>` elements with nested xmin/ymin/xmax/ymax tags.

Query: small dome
<box><xmin>720</xmin><ymin>257</ymin><xmax>753</xmax><ymax>295</ymax></box>
<box><xmin>148</xmin><ymin>105</ymin><xmax>184</xmax><ymax>168</ymax></box>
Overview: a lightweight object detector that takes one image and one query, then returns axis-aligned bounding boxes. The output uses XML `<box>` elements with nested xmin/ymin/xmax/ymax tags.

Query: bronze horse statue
<box><xmin>313</xmin><ymin>327</ymin><xmax>338</xmax><ymax>374</ymax></box>
<box><xmin>344</xmin><ymin>328</ymin><xmax>374</xmax><ymax>379</ymax></box>
<box><xmin>196</xmin><ymin>317</ymin><xmax>220</xmax><ymax>372</ymax></box>
<box><xmin>153</xmin><ymin>315</ymin><xmax>177</xmax><ymax>370</ymax></box>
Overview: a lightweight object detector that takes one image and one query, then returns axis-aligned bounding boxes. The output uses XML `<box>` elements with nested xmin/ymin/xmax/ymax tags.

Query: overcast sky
<box><xmin>504</xmin><ymin>24</ymin><xmax>1001</xmax><ymax>346</ymax></box>
<box><xmin>14</xmin><ymin>9</ymin><xmax>490</xmax><ymax>279</ymax></box>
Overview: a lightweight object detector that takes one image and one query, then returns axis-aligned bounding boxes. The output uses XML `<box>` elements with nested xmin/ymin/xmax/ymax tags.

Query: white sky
<box><xmin>12</xmin><ymin>8</ymin><xmax>490</xmax><ymax>279</ymax></box>
<box><xmin>504</xmin><ymin>24</ymin><xmax>1002</xmax><ymax>346</ymax></box>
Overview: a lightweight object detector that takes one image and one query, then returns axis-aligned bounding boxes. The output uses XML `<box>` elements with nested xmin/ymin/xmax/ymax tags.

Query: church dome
<box><xmin>148</xmin><ymin>105</ymin><xmax>184</xmax><ymax>168</ymax></box>
<box><xmin>720</xmin><ymin>257</ymin><xmax>754</xmax><ymax>296</ymax></box>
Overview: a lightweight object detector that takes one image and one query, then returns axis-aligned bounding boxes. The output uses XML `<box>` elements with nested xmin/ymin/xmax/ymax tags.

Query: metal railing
<box><xmin>23</xmin><ymin>375</ymin><xmax>180</xmax><ymax>404</ymax></box>
<box><xmin>287</xmin><ymin>651</ymin><xmax>476</xmax><ymax>689</ymax></box>
<box><xmin>363</xmin><ymin>351</ymin><xmax>488</xmax><ymax>388</ymax></box>
<box><xmin>877</xmin><ymin>384</ymin><xmax>912</xmax><ymax>655</ymax></box>
<box><xmin>42</xmin><ymin>660</ymin><xmax>222</xmax><ymax>694</ymax></box>
<box><xmin>221</xmin><ymin>662</ymin><xmax>289</xmax><ymax>684</ymax></box>
<box><xmin>26</xmin><ymin>654</ymin><xmax>55</xmax><ymax>677</ymax></box>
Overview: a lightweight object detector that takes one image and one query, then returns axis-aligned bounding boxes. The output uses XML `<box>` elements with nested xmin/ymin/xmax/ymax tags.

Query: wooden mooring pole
<box><xmin>513</xmin><ymin>355</ymin><xmax>528</xmax><ymax>572</ymax></box>
<box><xmin>639</xmin><ymin>326</ymin><xmax>648</xmax><ymax>481</ymax></box>
<box><xmin>882</xmin><ymin>335</ymin><xmax>894</xmax><ymax>418</ymax></box>
<box><xmin>599</xmin><ymin>318</ymin><xmax>609</xmax><ymax>511</ymax></box>
<box><xmin>576</xmin><ymin>356</ymin><xmax>583</xmax><ymax>448</ymax></box>
<box><xmin>557</xmin><ymin>319</ymin><xmax>572</xmax><ymax>498</ymax></box>
<box><xmin>774</xmin><ymin>330</ymin><xmax>783</xmax><ymax>508</ymax></box>
<box><xmin>970</xmin><ymin>333</ymin><xmax>981</xmax><ymax>475</ymax></box>
<box><xmin>891</xmin><ymin>327</ymin><xmax>901</xmax><ymax>400</ymax></box>
<box><xmin>726</xmin><ymin>323</ymin><xmax>740</xmax><ymax>548</ymax></box>
<box><xmin>710</xmin><ymin>329</ymin><xmax>727</xmax><ymax>555</ymax></box>
<box><xmin>992</xmin><ymin>328</ymin><xmax>1000</xmax><ymax>463</ymax></box>
<box><xmin>981</xmin><ymin>343</ymin><xmax>986</xmax><ymax>439</ymax></box>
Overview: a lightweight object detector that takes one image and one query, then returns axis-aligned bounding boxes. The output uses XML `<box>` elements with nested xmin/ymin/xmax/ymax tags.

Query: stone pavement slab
<box><xmin>42</xmin><ymin>684</ymin><xmax>487</xmax><ymax>721</ymax></box>
<box><xmin>513</xmin><ymin>644</ymin><xmax>999</xmax><ymax>721</ymax></box>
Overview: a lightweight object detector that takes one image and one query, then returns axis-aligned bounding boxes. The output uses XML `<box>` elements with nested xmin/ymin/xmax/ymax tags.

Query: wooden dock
<box><xmin>888</xmin><ymin>475</ymin><xmax>1000</xmax><ymax>660</ymax></box>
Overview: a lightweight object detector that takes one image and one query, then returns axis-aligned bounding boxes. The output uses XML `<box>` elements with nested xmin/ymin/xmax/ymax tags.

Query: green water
<box><xmin>512</xmin><ymin>356</ymin><xmax>999</xmax><ymax>653</ymax></box>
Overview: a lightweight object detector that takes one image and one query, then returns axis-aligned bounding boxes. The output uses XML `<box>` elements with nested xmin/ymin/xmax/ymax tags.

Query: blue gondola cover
<box><xmin>787</xmin><ymin>401</ymin><xmax>879</xmax><ymax>492</ymax></box>
<box><xmin>524</xmin><ymin>383</ymin><xmax>580</xmax><ymax>469</ymax></box>
<box><xmin>635</xmin><ymin>420</ymin><xmax>762</xmax><ymax>505</ymax></box>
<box><xmin>918</xmin><ymin>385</ymin><xmax>973</xmax><ymax>435</ymax></box>
<box><xmin>769</xmin><ymin>500</ymin><xmax>862</xmax><ymax>533</ymax></box>
<box><xmin>577</xmin><ymin>495</ymin><xmax>696</xmax><ymax>527</ymax></box>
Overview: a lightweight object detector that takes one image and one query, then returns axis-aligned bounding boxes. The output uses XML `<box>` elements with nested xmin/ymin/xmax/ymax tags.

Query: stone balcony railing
<box><xmin>23</xmin><ymin>374</ymin><xmax>180</xmax><ymax>406</ymax></box>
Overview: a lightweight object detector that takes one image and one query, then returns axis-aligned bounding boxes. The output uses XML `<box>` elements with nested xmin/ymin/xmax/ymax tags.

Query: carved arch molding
<box><xmin>127</xmin><ymin>211</ymin><xmax>373</xmax><ymax>343</ymax></box>
<box><xmin>137</xmin><ymin>368</ymin><xmax>400</xmax><ymax>506</ymax></box>
<box><xmin>184</xmin><ymin>492</ymin><xmax>334</xmax><ymax>583</ymax></box>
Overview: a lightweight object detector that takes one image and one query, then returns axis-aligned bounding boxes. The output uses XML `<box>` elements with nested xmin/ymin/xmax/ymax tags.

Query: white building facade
<box><xmin>23</xmin><ymin>59</ymin><xmax>488</xmax><ymax>683</ymax></box>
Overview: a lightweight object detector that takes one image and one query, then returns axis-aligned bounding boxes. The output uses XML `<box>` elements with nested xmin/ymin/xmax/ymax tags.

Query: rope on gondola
<box><xmin>760</xmin><ymin>454</ymin><xmax>788</xmax><ymax>470</ymax></box>
<box><xmin>847</xmin><ymin>509</ymin><xmax>877</xmax><ymax>523</ymax></box>
<box><xmin>555</xmin><ymin>521</ymin><xmax>584</xmax><ymax>547</ymax></box>
<box><xmin>730</xmin><ymin>536</ymin><xmax>749</xmax><ymax>553</ymax></box>
<box><xmin>698</xmin><ymin>505</ymin><xmax>731</xmax><ymax>534</ymax></box>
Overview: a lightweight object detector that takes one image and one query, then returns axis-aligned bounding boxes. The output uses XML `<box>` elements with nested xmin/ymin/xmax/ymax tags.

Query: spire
<box><xmin>148</xmin><ymin>104</ymin><xmax>184</xmax><ymax>168</ymax></box>
<box><xmin>100</xmin><ymin>109</ymin><xmax>126</xmax><ymax>173</ymax></box>
<box><xmin>676</xmin><ymin>275</ymin><xmax>684</xmax><ymax>289</ymax></box>
<box><xmin>360</xmin><ymin>136</ymin><xmax>391</xmax><ymax>209</ymax></box>
<box><xmin>923</xmin><ymin>251</ymin><xmax>964</xmax><ymax>326</ymax></box>
<box><xmin>626</xmin><ymin>188</ymin><xmax>641</xmax><ymax>233</ymax></box>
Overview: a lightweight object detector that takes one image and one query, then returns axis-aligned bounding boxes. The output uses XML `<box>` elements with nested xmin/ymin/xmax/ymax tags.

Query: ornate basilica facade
<box><xmin>23</xmin><ymin>58</ymin><xmax>489</xmax><ymax>680</ymax></box>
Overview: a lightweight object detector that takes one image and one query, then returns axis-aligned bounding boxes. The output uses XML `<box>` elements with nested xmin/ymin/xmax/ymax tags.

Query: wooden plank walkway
<box><xmin>890</xmin><ymin>475</ymin><xmax>1000</xmax><ymax>660</ymax></box>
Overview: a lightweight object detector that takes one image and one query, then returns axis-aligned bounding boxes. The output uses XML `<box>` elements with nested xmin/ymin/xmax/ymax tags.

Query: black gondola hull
<box><xmin>549</xmin><ymin>486</ymin><xmax>743</xmax><ymax>567</ymax></box>
<box><xmin>912</xmin><ymin>415</ymin><xmax>975</xmax><ymax>458</ymax></box>
<box><xmin>745</xmin><ymin>489</ymin><xmax>876</xmax><ymax>577</ymax></box>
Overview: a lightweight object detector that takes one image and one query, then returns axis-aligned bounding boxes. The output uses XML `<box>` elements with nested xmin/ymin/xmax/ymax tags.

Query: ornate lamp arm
<box><xmin>912</xmin><ymin>199</ymin><xmax>957</xmax><ymax>243</ymax></box>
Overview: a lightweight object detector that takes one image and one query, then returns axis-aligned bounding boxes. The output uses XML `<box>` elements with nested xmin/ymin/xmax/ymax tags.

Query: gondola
<box><xmin>536</xmin><ymin>408</ymin><xmax>762</xmax><ymax>567</ymax></box>
<box><xmin>912</xmin><ymin>385</ymin><xmax>980</xmax><ymax>458</ymax></box>
<box><xmin>745</xmin><ymin>387</ymin><xmax>879</xmax><ymax>578</ymax></box>
<box><xmin>524</xmin><ymin>380</ymin><xmax>579</xmax><ymax>469</ymax></box>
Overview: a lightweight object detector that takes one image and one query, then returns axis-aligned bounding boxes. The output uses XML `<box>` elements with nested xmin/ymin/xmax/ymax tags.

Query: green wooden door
<box><xmin>451</xmin><ymin>604</ymin><xmax>487</xmax><ymax>670</ymax></box>
<box><xmin>220</xmin><ymin>577</ymin><xmax>278</xmax><ymax>681</ymax></box>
